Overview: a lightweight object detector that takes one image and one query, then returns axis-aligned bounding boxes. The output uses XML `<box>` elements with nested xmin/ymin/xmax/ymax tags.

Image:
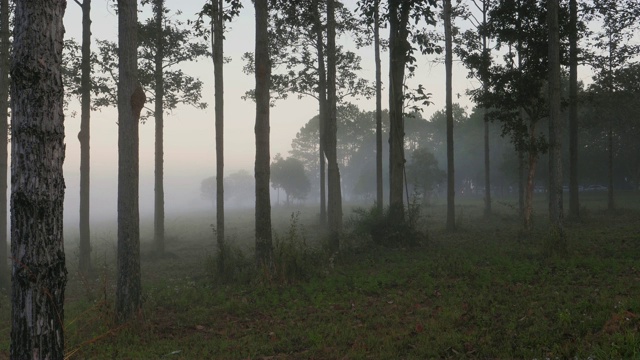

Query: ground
<box><xmin>1</xmin><ymin>192</ymin><xmax>639</xmax><ymax>359</ymax></box>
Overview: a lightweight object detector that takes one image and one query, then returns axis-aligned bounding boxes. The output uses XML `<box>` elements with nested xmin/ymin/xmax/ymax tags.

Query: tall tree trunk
<box><xmin>154</xmin><ymin>0</ymin><xmax>165</xmax><ymax>255</ymax></box>
<box><xmin>254</xmin><ymin>0</ymin><xmax>273</xmax><ymax>268</ymax></box>
<box><xmin>607</xmin><ymin>35</ymin><xmax>614</xmax><ymax>211</ymax></box>
<box><xmin>116</xmin><ymin>0</ymin><xmax>143</xmax><ymax>323</ymax></box>
<box><xmin>313</xmin><ymin>0</ymin><xmax>327</xmax><ymax>226</ymax></box>
<box><xmin>444</xmin><ymin>0</ymin><xmax>455</xmax><ymax>231</ymax></box>
<box><xmin>78</xmin><ymin>0</ymin><xmax>92</xmax><ymax>277</ymax></box>
<box><xmin>326</xmin><ymin>0</ymin><xmax>342</xmax><ymax>249</ymax></box>
<box><xmin>0</xmin><ymin>0</ymin><xmax>9</xmax><ymax>289</ymax></box>
<box><xmin>10</xmin><ymin>0</ymin><xmax>67</xmax><ymax>357</ymax></box>
<box><xmin>481</xmin><ymin>0</ymin><xmax>491</xmax><ymax>217</ymax></box>
<box><xmin>374</xmin><ymin>0</ymin><xmax>383</xmax><ymax>212</ymax></box>
<box><xmin>212</xmin><ymin>0</ymin><xmax>225</xmax><ymax>275</ymax></box>
<box><xmin>388</xmin><ymin>1</ymin><xmax>409</xmax><ymax>219</ymax></box>
<box><xmin>568</xmin><ymin>0</ymin><xmax>579</xmax><ymax>218</ymax></box>
<box><xmin>547</xmin><ymin>0</ymin><xmax>566</xmax><ymax>254</ymax></box>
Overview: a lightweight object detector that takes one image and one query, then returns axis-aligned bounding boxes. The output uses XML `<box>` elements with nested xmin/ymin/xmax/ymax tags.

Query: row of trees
<box><xmin>3</xmin><ymin>0</ymin><xmax>640</xmax><ymax>357</ymax></box>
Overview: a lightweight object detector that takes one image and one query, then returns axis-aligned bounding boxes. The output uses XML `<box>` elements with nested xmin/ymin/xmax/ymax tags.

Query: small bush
<box><xmin>207</xmin><ymin>240</ymin><xmax>255</xmax><ymax>285</ymax></box>
<box><xmin>347</xmin><ymin>201</ymin><xmax>428</xmax><ymax>248</ymax></box>
<box><xmin>268</xmin><ymin>212</ymin><xmax>320</xmax><ymax>285</ymax></box>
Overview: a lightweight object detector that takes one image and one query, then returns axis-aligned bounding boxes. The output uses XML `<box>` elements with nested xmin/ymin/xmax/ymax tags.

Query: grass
<box><xmin>1</xmin><ymin>192</ymin><xmax>640</xmax><ymax>359</ymax></box>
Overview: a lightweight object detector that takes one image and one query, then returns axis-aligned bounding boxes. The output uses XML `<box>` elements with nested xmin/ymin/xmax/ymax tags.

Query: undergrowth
<box><xmin>1</xmin><ymin>195</ymin><xmax>640</xmax><ymax>359</ymax></box>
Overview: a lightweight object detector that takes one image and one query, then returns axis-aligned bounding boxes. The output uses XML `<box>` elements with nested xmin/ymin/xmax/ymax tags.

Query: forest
<box><xmin>1</xmin><ymin>0</ymin><xmax>640</xmax><ymax>358</ymax></box>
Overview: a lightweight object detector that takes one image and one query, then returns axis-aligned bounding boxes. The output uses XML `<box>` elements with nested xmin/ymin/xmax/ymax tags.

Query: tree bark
<box><xmin>0</xmin><ymin>0</ymin><xmax>9</xmax><ymax>289</ymax></box>
<box><xmin>444</xmin><ymin>0</ymin><xmax>455</xmax><ymax>231</ymax></box>
<box><xmin>212</xmin><ymin>0</ymin><xmax>225</xmax><ymax>275</ymax></box>
<box><xmin>568</xmin><ymin>0</ymin><xmax>579</xmax><ymax>218</ymax></box>
<box><xmin>374</xmin><ymin>0</ymin><xmax>383</xmax><ymax>212</ymax></box>
<box><xmin>326</xmin><ymin>0</ymin><xmax>342</xmax><ymax>249</ymax></box>
<box><xmin>547</xmin><ymin>0</ymin><xmax>566</xmax><ymax>254</ymax></box>
<box><xmin>78</xmin><ymin>0</ymin><xmax>92</xmax><ymax>277</ymax></box>
<box><xmin>116</xmin><ymin>0</ymin><xmax>143</xmax><ymax>323</ymax></box>
<box><xmin>388</xmin><ymin>1</ymin><xmax>409</xmax><ymax>218</ymax></box>
<box><xmin>154</xmin><ymin>0</ymin><xmax>165</xmax><ymax>255</ymax></box>
<box><xmin>10</xmin><ymin>0</ymin><xmax>67</xmax><ymax>357</ymax></box>
<box><xmin>254</xmin><ymin>0</ymin><xmax>273</xmax><ymax>268</ymax></box>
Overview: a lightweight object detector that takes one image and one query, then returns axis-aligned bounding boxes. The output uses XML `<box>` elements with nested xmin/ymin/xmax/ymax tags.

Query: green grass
<box><xmin>1</xmin><ymin>192</ymin><xmax>640</xmax><ymax>359</ymax></box>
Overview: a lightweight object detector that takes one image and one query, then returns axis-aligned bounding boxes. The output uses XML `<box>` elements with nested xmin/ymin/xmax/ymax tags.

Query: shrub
<box><xmin>347</xmin><ymin>201</ymin><xmax>428</xmax><ymax>248</ymax></box>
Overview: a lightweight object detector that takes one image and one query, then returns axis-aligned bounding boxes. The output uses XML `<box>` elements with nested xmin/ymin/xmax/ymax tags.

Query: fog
<box><xmin>55</xmin><ymin>0</ymin><xmax>604</xmax><ymax>241</ymax></box>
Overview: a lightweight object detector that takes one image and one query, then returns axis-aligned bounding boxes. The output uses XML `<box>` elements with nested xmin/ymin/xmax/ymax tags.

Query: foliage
<box><xmin>81</xmin><ymin>9</ymin><xmax>209</xmax><ymax>121</ymax></box>
<box><xmin>268</xmin><ymin>212</ymin><xmax>322</xmax><ymax>285</ymax></box>
<box><xmin>405</xmin><ymin>148</ymin><xmax>445</xmax><ymax>201</ymax></box>
<box><xmin>241</xmin><ymin>0</ymin><xmax>373</xmax><ymax>104</ymax></box>
<box><xmin>347</xmin><ymin>202</ymin><xmax>428</xmax><ymax>248</ymax></box>
<box><xmin>270</xmin><ymin>155</ymin><xmax>311</xmax><ymax>204</ymax></box>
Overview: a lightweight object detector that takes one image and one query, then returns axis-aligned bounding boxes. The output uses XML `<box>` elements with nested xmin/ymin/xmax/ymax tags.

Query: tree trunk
<box><xmin>568</xmin><ymin>0</ymin><xmax>579</xmax><ymax>218</ymax></box>
<box><xmin>444</xmin><ymin>0</ymin><xmax>455</xmax><ymax>231</ymax></box>
<box><xmin>10</xmin><ymin>0</ymin><xmax>67</xmax><ymax>357</ymax></box>
<box><xmin>313</xmin><ymin>0</ymin><xmax>327</xmax><ymax>226</ymax></box>
<box><xmin>547</xmin><ymin>0</ymin><xmax>566</xmax><ymax>254</ymax></box>
<box><xmin>254</xmin><ymin>0</ymin><xmax>273</xmax><ymax>268</ymax></box>
<box><xmin>523</xmin><ymin>148</ymin><xmax>537</xmax><ymax>231</ymax></box>
<box><xmin>388</xmin><ymin>1</ymin><xmax>409</xmax><ymax>219</ymax></box>
<box><xmin>212</xmin><ymin>0</ymin><xmax>225</xmax><ymax>275</ymax></box>
<box><xmin>116</xmin><ymin>0</ymin><xmax>143</xmax><ymax>323</ymax></box>
<box><xmin>326</xmin><ymin>0</ymin><xmax>342</xmax><ymax>249</ymax></box>
<box><xmin>518</xmin><ymin>149</ymin><xmax>525</xmax><ymax>217</ymax></box>
<box><xmin>0</xmin><ymin>0</ymin><xmax>9</xmax><ymax>289</ymax></box>
<box><xmin>78</xmin><ymin>0</ymin><xmax>92</xmax><ymax>277</ymax></box>
<box><xmin>607</xmin><ymin>121</ymin><xmax>614</xmax><ymax>210</ymax></box>
<box><xmin>483</xmin><ymin>110</ymin><xmax>491</xmax><ymax>216</ymax></box>
<box><xmin>481</xmin><ymin>0</ymin><xmax>491</xmax><ymax>217</ymax></box>
<box><xmin>154</xmin><ymin>0</ymin><xmax>165</xmax><ymax>255</ymax></box>
<box><xmin>374</xmin><ymin>0</ymin><xmax>383</xmax><ymax>212</ymax></box>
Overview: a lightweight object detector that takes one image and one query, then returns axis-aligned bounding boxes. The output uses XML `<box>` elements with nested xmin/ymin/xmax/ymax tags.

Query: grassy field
<box><xmin>1</xmin><ymin>192</ymin><xmax>640</xmax><ymax>359</ymax></box>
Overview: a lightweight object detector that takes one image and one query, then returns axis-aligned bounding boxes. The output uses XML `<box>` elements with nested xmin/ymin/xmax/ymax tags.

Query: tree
<box><xmin>546</xmin><ymin>0</ymin><xmax>566</xmax><ymax>256</ymax></box>
<box><xmin>568</xmin><ymin>0</ymin><xmax>579</xmax><ymax>218</ymax></box>
<box><xmin>271</xmin><ymin>155</ymin><xmax>312</xmax><ymax>204</ymax></box>
<box><xmin>454</xmin><ymin>0</ymin><xmax>493</xmax><ymax>217</ymax></box>
<box><xmin>585</xmin><ymin>0</ymin><xmax>640</xmax><ymax>211</ymax></box>
<box><xmin>387</xmin><ymin>0</ymin><xmax>438</xmax><ymax>219</ymax></box>
<box><xmin>357</xmin><ymin>0</ymin><xmax>384</xmax><ymax>211</ymax></box>
<box><xmin>406</xmin><ymin>148</ymin><xmax>445</xmax><ymax>202</ymax></box>
<box><xmin>244</xmin><ymin>0</ymin><xmax>371</xmax><ymax>226</ymax></box>
<box><xmin>89</xmin><ymin>6</ymin><xmax>208</xmax><ymax>256</ymax></box>
<box><xmin>254</xmin><ymin>0</ymin><xmax>273</xmax><ymax>268</ymax></box>
<box><xmin>444</xmin><ymin>0</ymin><xmax>455</xmax><ymax>230</ymax></box>
<box><xmin>152</xmin><ymin>0</ymin><xmax>166</xmax><ymax>255</ymax></box>
<box><xmin>10</xmin><ymin>0</ymin><xmax>67</xmax><ymax>357</ymax></box>
<box><xmin>195</xmin><ymin>0</ymin><xmax>242</xmax><ymax>277</ymax></box>
<box><xmin>75</xmin><ymin>0</ymin><xmax>93</xmax><ymax>276</ymax></box>
<box><xmin>478</xmin><ymin>0</ymin><xmax>567</xmax><ymax>230</ymax></box>
<box><xmin>116</xmin><ymin>0</ymin><xmax>144</xmax><ymax>323</ymax></box>
<box><xmin>326</xmin><ymin>0</ymin><xmax>342</xmax><ymax>247</ymax></box>
<box><xmin>0</xmin><ymin>0</ymin><xmax>9</xmax><ymax>289</ymax></box>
